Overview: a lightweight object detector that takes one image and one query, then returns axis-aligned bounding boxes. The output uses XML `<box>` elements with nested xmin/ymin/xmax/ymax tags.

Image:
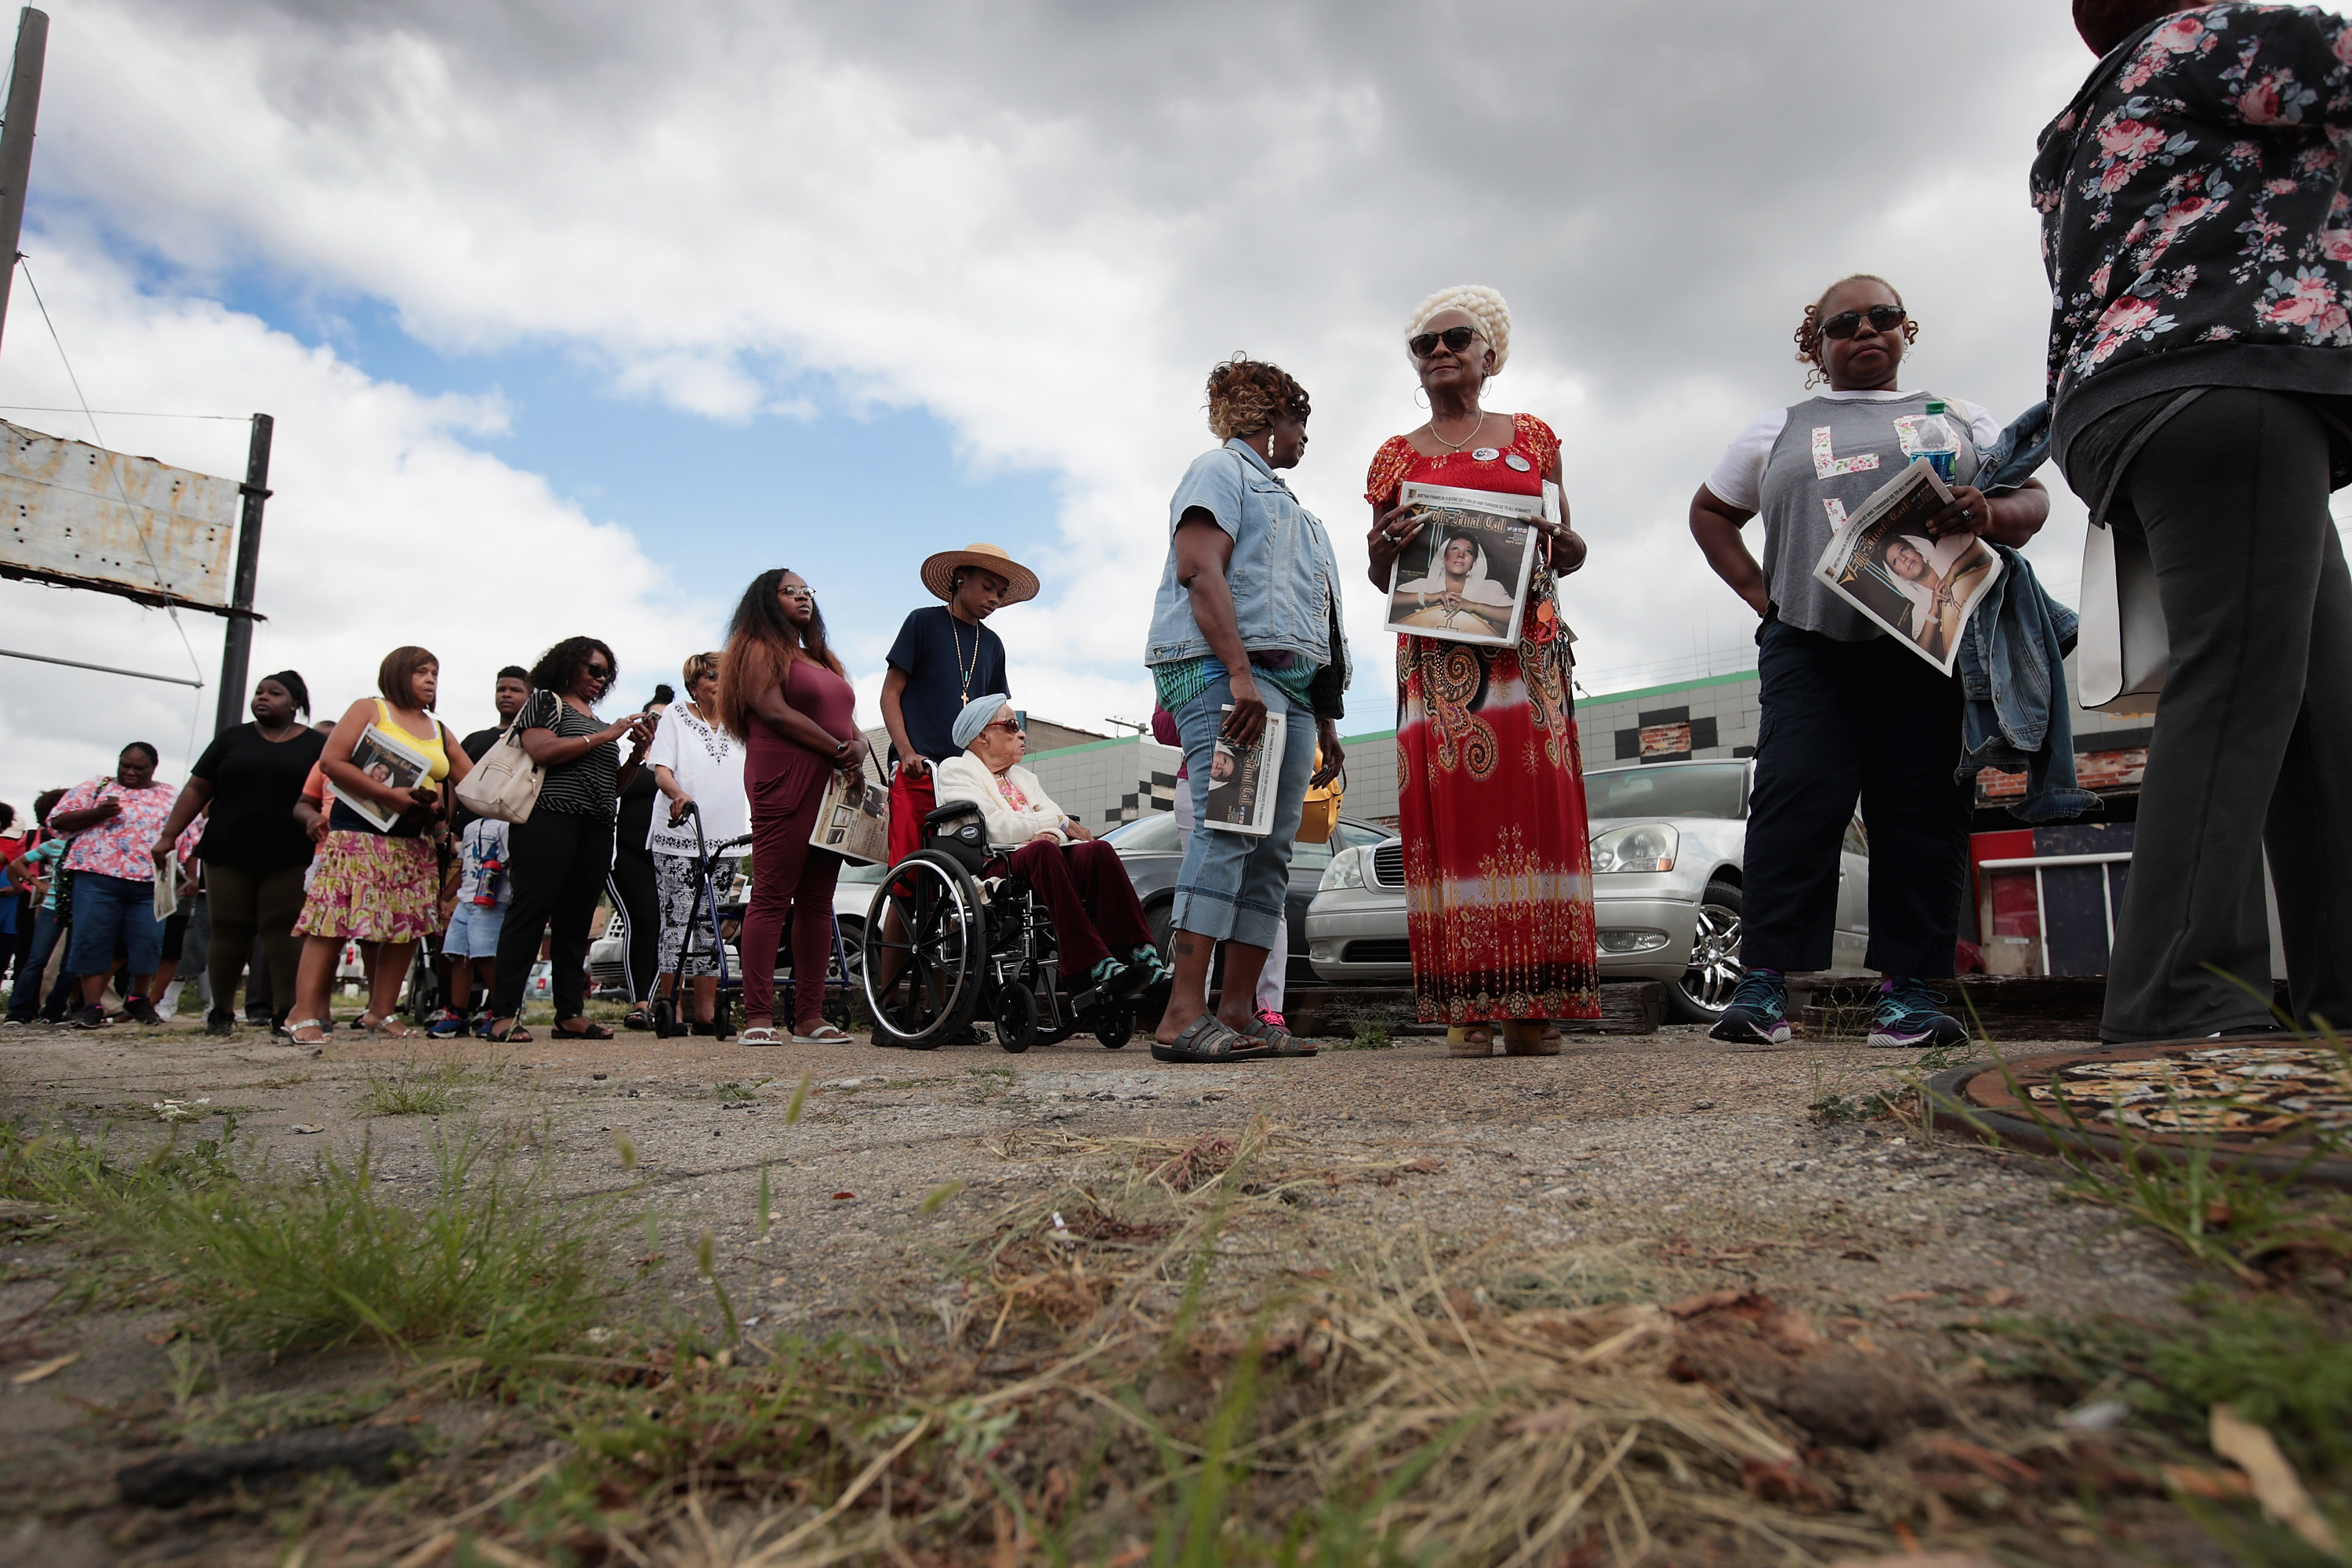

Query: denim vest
<box><xmin>1145</xmin><ymin>440</ymin><xmax>1348</xmax><ymax>677</ymax></box>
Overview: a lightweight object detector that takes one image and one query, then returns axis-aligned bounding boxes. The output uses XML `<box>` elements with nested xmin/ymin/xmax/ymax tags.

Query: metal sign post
<box><xmin>212</xmin><ymin>412</ymin><xmax>274</xmax><ymax>734</ymax></box>
<box><xmin>0</xmin><ymin>8</ymin><xmax>46</xmax><ymax>357</ymax></box>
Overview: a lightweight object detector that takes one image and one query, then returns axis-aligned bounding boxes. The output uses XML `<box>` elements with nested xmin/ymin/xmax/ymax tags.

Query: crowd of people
<box><xmin>3</xmin><ymin>1</ymin><xmax>2347</xmax><ymax>1057</ymax></box>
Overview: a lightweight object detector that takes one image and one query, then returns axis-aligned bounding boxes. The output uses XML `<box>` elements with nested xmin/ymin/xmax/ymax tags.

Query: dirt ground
<box><xmin>0</xmin><ymin>1012</ymin><xmax>2220</xmax><ymax>1563</ymax></box>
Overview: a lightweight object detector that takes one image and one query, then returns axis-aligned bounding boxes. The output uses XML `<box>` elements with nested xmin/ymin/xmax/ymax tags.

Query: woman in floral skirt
<box><xmin>1365</xmin><ymin>285</ymin><xmax>1598</xmax><ymax>1054</ymax></box>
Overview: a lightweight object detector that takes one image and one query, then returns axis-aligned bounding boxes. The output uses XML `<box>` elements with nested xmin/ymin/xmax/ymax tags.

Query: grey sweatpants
<box><xmin>2104</xmin><ymin>388</ymin><xmax>2352</xmax><ymax>1040</ymax></box>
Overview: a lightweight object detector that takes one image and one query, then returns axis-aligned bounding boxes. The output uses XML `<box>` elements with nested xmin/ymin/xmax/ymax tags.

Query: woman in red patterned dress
<box><xmin>1365</xmin><ymin>285</ymin><xmax>1599</xmax><ymax>1055</ymax></box>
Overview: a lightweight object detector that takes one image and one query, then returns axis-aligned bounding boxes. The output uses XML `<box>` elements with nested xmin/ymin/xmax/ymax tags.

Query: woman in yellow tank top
<box><xmin>286</xmin><ymin>646</ymin><xmax>475</xmax><ymax>1044</ymax></box>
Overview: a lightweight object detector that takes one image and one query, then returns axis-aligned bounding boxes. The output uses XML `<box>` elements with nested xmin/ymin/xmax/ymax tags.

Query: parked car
<box><xmin>1101</xmin><ymin>811</ymin><xmax>1392</xmax><ymax>987</ymax></box>
<box><xmin>1303</xmin><ymin>759</ymin><xmax>1873</xmax><ymax>1022</ymax></box>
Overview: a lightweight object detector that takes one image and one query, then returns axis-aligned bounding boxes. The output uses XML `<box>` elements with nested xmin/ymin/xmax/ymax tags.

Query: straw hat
<box><xmin>920</xmin><ymin>541</ymin><xmax>1040</xmax><ymax>604</ymax></box>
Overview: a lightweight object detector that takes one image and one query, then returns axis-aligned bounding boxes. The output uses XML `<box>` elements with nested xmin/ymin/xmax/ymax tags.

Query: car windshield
<box><xmin>1582</xmin><ymin>764</ymin><xmax>1747</xmax><ymax>821</ymax></box>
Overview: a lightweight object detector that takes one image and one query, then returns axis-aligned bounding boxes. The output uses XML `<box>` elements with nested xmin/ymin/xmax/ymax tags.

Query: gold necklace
<box><xmin>1430</xmin><ymin>408</ymin><xmax>1486</xmax><ymax>452</ymax></box>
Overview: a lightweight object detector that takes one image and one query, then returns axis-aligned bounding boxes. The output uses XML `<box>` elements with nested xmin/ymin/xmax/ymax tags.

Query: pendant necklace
<box><xmin>1430</xmin><ymin>408</ymin><xmax>1486</xmax><ymax>453</ymax></box>
<box><xmin>951</xmin><ymin>615</ymin><xmax>979</xmax><ymax>704</ymax></box>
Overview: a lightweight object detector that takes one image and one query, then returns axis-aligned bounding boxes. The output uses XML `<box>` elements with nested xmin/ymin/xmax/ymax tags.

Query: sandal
<box><xmin>1447</xmin><ymin>1025</ymin><xmax>1495</xmax><ymax>1058</ymax></box>
<box><xmin>1150</xmin><ymin>1013</ymin><xmax>1273</xmax><ymax>1064</ymax></box>
<box><xmin>487</xmin><ymin>1020</ymin><xmax>534</xmax><ymax>1044</ymax></box>
<box><xmin>623</xmin><ymin>1007</ymin><xmax>655</xmax><ymax>1032</ymax></box>
<box><xmin>1501</xmin><ymin>1021</ymin><xmax>1561</xmax><ymax>1057</ymax></box>
<box><xmin>554</xmin><ymin>1020</ymin><xmax>615</xmax><ymax>1040</ymax></box>
<box><xmin>1236</xmin><ymin>1014</ymin><xmax>1316</xmax><ymax>1057</ymax></box>
<box><xmin>360</xmin><ymin>1013</ymin><xmax>419</xmax><ymax>1040</ymax></box>
<box><xmin>739</xmin><ymin>1025</ymin><xmax>785</xmax><ymax>1047</ymax></box>
<box><xmin>287</xmin><ymin>1018</ymin><xmax>332</xmax><ymax>1047</ymax></box>
<box><xmin>791</xmin><ymin>1022</ymin><xmax>852</xmax><ymax>1044</ymax></box>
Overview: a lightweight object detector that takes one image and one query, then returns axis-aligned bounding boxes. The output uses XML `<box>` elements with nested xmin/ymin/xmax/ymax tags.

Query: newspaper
<box><xmin>1812</xmin><ymin>458</ymin><xmax>2002</xmax><ymax>677</ymax></box>
<box><xmin>811</xmin><ymin>770</ymin><xmax>891</xmax><ymax>865</ymax></box>
<box><xmin>1201</xmin><ymin>707</ymin><xmax>1286</xmax><ymax>837</ymax></box>
<box><xmin>1383</xmin><ymin>481</ymin><xmax>1544</xmax><ymax>648</ymax></box>
<box><xmin>152</xmin><ymin>851</ymin><xmax>178</xmax><ymax>920</ymax></box>
<box><xmin>328</xmin><ymin>722</ymin><xmax>437</xmax><ymax>833</ymax></box>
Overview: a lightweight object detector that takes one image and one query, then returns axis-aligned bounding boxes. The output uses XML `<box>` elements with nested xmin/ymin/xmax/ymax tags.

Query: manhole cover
<box><xmin>1931</xmin><ymin>1040</ymin><xmax>2351</xmax><ymax>1186</ymax></box>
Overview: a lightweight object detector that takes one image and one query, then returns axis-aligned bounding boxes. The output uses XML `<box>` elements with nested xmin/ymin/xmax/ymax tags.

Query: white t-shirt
<box><xmin>1703</xmin><ymin>390</ymin><xmax>2001</xmax><ymax>512</ymax></box>
<box><xmin>643</xmin><ymin>702</ymin><xmax>750</xmax><ymax>856</ymax></box>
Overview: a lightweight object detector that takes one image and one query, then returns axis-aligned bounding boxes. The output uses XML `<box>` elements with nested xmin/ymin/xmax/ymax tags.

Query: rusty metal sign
<box><xmin>0</xmin><ymin>419</ymin><xmax>242</xmax><ymax>612</ymax></box>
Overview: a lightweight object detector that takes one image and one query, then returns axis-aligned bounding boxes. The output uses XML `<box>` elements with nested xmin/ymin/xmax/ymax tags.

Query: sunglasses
<box><xmin>982</xmin><ymin>718</ymin><xmax>1024</xmax><ymax>737</ymax></box>
<box><xmin>585</xmin><ymin>662</ymin><xmax>613</xmax><ymax>682</ymax></box>
<box><xmin>1407</xmin><ymin>325</ymin><xmax>1484</xmax><ymax>358</ymax></box>
<box><xmin>1818</xmin><ymin>304</ymin><xmax>1907</xmax><ymax>340</ymax></box>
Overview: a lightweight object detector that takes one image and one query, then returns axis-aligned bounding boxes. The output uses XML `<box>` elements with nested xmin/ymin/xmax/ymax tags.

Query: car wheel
<box><xmin>1664</xmin><ymin>881</ymin><xmax>1744</xmax><ymax>1024</ymax></box>
<box><xmin>1145</xmin><ymin>897</ymin><xmax>1174</xmax><ymax>965</ymax></box>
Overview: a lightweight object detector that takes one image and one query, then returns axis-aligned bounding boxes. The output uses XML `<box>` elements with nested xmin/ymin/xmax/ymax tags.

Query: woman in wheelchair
<box><xmin>932</xmin><ymin>695</ymin><xmax>1171</xmax><ymax>1004</ymax></box>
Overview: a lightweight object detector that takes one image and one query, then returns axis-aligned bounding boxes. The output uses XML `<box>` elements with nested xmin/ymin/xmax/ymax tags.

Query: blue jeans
<box><xmin>67</xmin><ymin>872</ymin><xmax>163</xmax><ymax>978</ymax></box>
<box><xmin>6</xmin><ymin>906</ymin><xmax>64</xmax><ymax>1021</ymax></box>
<box><xmin>1169</xmin><ymin>673</ymin><xmax>1314</xmax><ymax>950</ymax></box>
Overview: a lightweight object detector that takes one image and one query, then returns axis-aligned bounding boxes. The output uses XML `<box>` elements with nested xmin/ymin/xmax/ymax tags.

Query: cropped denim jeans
<box><xmin>1169</xmin><ymin>671</ymin><xmax>1312</xmax><ymax>951</ymax></box>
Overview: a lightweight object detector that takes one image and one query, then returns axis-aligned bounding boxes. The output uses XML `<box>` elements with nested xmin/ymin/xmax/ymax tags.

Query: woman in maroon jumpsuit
<box><xmin>716</xmin><ymin>568</ymin><xmax>862</xmax><ymax>1045</ymax></box>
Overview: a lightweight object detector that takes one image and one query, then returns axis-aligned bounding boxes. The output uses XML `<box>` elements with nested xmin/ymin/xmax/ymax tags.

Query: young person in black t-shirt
<box><xmin>878</xmin><ymin>542</ymin><xmax>1037</xmax><ymax>866</ymax></box>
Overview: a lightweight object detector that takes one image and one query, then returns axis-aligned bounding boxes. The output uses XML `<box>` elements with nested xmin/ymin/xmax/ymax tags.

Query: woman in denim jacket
<box><xmin>1145</xmin><ymin>358</ymin><xmax>1348</xmax><ymax>1063</ymax></box>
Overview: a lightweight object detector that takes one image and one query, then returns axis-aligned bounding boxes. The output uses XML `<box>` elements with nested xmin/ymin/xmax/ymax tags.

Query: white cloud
<box><xmin>0</xmin><ymin>237</ymin><xmax>713</xmax><ymax>808</ymax></box>
<box><xmin>9</xmin><ymin>0</ymin><xmax>2118</xmax><ymax>784</ymax></box>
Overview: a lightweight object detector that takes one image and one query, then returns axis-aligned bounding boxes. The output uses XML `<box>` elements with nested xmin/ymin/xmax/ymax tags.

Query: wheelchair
<box><xmin>858</xmin><ymin>799</ymin><xmax>1152</xmax><ymax>1051</ymax></box>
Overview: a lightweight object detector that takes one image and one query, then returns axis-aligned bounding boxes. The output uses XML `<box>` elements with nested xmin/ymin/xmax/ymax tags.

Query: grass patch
<box><xmin>357</xmin><ymin>1057</ymin><xmax>480</xmax><ymax>1118</ymax></box>
<box><xmin>1334</xmin><ymin>1021</ymin><xmax>1397</xmax><ymax>1051</ymax></box>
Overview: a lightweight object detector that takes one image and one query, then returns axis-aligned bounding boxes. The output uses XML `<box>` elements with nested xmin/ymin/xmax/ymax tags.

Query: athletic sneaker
<box><xmin>425</xmin><ymin>1008</ymin><xmax>470</xmax><ymax>1039</ymax></box>
<box><xmin>204</xmin><ymin>1009</ymin><xmax>237</xmax><ymax>1037</ymax></box>
<box><xmin>1708</xmin><ymin>971</ymin><xmax>1790</xmax><ymax>1045</ymax></box>
<box><xmin>1868</xmin><ymin>978</ymin><xmax>1970</xmax><ymax>1051</ymax></box>
<box><xmin>69</xmin><ymin>1004</ymin><xmax>108</xmax><ymax>1031</ymax></box>
<box><xmin>122</xmin><ymin>996</ymin><xmax>162</xmax><ymax>1026</ymax></box>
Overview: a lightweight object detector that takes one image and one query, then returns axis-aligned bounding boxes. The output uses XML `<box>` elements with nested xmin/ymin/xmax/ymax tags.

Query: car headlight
<box><xmin>1590</xmin><ymin>822</ymin><xmax>1678</xmax><ymax>874</ymax></box>
<box><xmin>1319</xmin><ymin>846</ymin><xmax>1367</xmax><ymax>891</ymax></box>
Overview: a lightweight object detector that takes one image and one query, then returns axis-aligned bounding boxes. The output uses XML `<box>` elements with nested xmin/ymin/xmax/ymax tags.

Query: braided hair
<box><xmin>1792</xmin><ymin>274</ymin><xmax>1918</xmax><ymax>387</ymax></box>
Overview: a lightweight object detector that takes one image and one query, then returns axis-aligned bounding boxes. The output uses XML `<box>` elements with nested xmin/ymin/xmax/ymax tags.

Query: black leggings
<box><xmin>493</xmin><ymin>811</ymin><xmax>614</xmax><ymax>1022</ymax></box>
<box><xmin>608</xmin><ymin>842</ymin><xmax>658</xmax><ymax>1003</ymax></box>
<box><xmin>205</xmin><ymin>862</ymin><xmax>307</xmax><ymax>1022</ymax></box>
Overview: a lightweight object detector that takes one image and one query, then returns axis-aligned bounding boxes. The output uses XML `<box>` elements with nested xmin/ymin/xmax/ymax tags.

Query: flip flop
<box><xmin>554</xmin><ymin>1021</ymin><xmax>615</xmax><ymax>1040</ymax></box>
<box><xmin>1150</xmin><ymin>1013</ymin><xmax>1273</xmax><ymax>1064</ymax></box>
<box><xmin>488</xmin><ymin>1022</ymin><xmax>534</xmax><ymax>1044</ymax></box>
<box><xmin>739</xmin><ymin>1025</ymin><xmax>785</xmax><ymax>1047</ymax></box>
<box><xmin>791</xmin><ymin>1023</ymin><xmax>853</xmax><ymax>1044</ymax></box>
<box><xmin>1236</xmin><ymin>1014</ymin><xmax>1316</xmax><ymax>1057</ymax></box>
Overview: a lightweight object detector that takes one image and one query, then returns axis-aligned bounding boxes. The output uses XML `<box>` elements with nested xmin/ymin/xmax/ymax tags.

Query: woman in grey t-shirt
<box><xmin>1686</xmin><ymin>274</ymin><xmax>2050</xmax><ymax>1051</ymax></box>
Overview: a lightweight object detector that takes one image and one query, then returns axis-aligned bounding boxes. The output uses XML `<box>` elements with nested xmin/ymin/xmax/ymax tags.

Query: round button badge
<box><xmin>1504</xmin><ymin>452</ymin><xmax>1532</xmax><ymax>471</ymax></box>
<box><xmin>1471</xmin><ymin>446</ymin><xmax>1501</xmax><ymax>463</ymax></box>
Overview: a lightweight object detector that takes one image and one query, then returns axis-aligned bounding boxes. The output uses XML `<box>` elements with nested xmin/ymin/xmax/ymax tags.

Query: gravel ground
<box><xmin>0</xmin><ymin>1014</ymin><xmax>2194</xmax><ymax>1341</ymax></box>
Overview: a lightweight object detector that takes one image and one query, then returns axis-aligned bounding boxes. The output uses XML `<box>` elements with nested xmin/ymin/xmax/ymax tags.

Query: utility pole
<box><xmin>0</xmin><ymin>8</ymin><xmax>46</xmax><ymax>357</ymax></box>
<box><xmin>212</xmin><ymin>414</ymin><xmax>274</xmax><ymax>734</ymax></box>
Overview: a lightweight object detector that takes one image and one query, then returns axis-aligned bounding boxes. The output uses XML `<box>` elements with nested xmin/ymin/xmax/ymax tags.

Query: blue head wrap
<box><xmin>953</xmin><ymin>693</ymin><xmax>1011</xmax><ymax>751</ymax></box>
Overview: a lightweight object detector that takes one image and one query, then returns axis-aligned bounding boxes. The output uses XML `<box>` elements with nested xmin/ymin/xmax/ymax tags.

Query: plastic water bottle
<box><xmin>1913</xmin><ymin>401</ymin><xmax>1962</xmax><ymax>484</ymax></box>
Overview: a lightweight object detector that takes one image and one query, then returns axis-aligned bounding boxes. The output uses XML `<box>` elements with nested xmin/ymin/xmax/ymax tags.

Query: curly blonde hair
<box><xmin>1205</xmin><ymin>356</ymin><xmax>1312</xmax><ymax>440</ymax></box>
<box><xmin>1406</xmin><ymin>285</ymin><xmax>1512</xmax><ymax>375</ymax></box>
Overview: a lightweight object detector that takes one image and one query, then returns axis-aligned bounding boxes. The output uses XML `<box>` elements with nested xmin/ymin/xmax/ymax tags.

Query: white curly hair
<box><xmin>1406</xmin><ymin>285</ymin><xmax>1512</xmax><ymax>376</ymax></box>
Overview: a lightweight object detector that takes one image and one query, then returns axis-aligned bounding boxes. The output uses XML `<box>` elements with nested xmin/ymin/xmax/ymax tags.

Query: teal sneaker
<box><xmin>1708</xmin><ymin>971</ymin><xmax>1789</xmax><ymax>1045</ymax></box>
<box><xmin>1868</xmin><ymin>978</ymin><xmax>1970</xmax><ymax>1050</ymax></box>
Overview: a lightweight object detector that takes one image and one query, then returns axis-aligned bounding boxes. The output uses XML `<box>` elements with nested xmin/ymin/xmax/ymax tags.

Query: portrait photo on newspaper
<box><xmin>1383</xmin><ymin>481</ymin><xmax>1542</xmax><ymax>648</ymax></box>
<box><xmin>1812</xmin><ymin>458</ymin><xmax>2002</xmax><ymax>676</ymax></box>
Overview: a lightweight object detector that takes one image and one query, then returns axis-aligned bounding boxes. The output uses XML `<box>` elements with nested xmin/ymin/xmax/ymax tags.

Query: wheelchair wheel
<box><xmin>1091</xmin><ymin>1004</ymin><xmax>1134</xmax><ymax>1051</ymax></box>
<box><xmin>652</xmin><ymin>996</ymin><xmax>677</xmax><ymax>1039</ymax></box>
<box><xmin>711</xmin><ymin>993</ymin><xmax>735</xmax><ymax>1040</ymax></box>
<box><xmin>993</xmin><ymin>985</ymin><xmax>1039</xmax><ymax>1053</ymax></box>
<box><xmin>861</xmin><ymin>851</ymin><xmax>986</xmax><ymax>1050</ymax></box>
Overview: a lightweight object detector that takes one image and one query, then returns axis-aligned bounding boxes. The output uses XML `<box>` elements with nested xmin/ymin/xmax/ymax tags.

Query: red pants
<box><xmin>1010</xmin><ymin>838</ymin><xmax>1152</xmax><ymax>976</ymax></box>
<box><xmin>741</xmin><ymin>775</ymin><xmax>841</xmax><ymax>1027</ymax></box>
<box><xmin>888</xmin><ymin>766</ymin><xmax>935</xmax><ymax>866</ymax></box>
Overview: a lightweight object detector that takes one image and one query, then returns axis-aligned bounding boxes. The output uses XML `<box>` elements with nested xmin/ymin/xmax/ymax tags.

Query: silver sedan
<box><xmin>1302</xmin><ymin>758</ymin><xmax>1873</xmax><ymax>1023</ymax></box>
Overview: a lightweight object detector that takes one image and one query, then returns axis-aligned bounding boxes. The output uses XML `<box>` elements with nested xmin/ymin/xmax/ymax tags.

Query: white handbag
<box><xmin>2076</xmin><ymin>520</ymin><xmax>2169</xmax><ymax>716</ymax></box>
<box><xmin>452</xmin><ymin>706</ymin><xmax>544</xmax><ymax>824</ymax></box>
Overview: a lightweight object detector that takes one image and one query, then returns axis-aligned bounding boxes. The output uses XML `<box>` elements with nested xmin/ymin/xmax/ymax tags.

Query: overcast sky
<box><xmin>0</xmin><ymin>0</ymin><xmax>2132</xmax><ymax>808</ymax></box>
